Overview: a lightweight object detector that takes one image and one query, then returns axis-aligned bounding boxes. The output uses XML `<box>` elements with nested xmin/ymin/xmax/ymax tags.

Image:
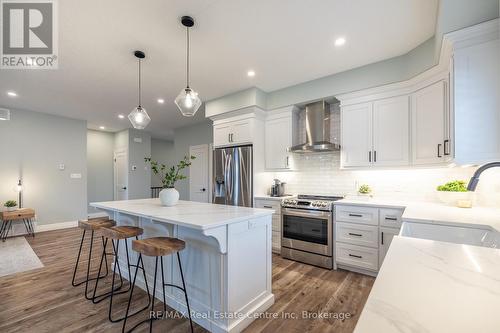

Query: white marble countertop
<box><xmin>355</xmin><ymin>236</ymin><xmax>500</xmax><ymax>333</ymax></box>
<box><xmin>335</xmin><ymin>197</ymin><xmax>500</xmax><ymax>232</ymax></box>
<box><xmin>91</xmin><ymin>198</ymin><xmax>273</xmax><ymax>231</ymax></box>
<box><xmin>254</xmin><ymin>195</ymin><xmax>294</xmax><ymax>201</ymax></box>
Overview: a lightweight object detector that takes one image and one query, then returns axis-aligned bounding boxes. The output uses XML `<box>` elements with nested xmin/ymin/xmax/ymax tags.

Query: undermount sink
<box><xmin>400</xmin><ymin>221</ymin><xmax>500</xmax><ymax>248</ymax></box>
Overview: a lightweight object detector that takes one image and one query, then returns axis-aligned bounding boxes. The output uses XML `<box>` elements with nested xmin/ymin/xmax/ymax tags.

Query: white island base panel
<box><xmin>100</xmin><ymin>209</ymin><xmax>274</xmax><ymax>333</ymax></box>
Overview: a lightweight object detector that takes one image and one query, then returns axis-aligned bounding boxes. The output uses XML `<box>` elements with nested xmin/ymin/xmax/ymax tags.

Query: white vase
<box><xmin>159</xmin><ymin>188</ymin><xmax>179</xmax><ymax>206</ymax></box>
<box><xmin>6</xmin><ymin>206</ymin><xmax>17</xmax><ymax>211</ymax></box>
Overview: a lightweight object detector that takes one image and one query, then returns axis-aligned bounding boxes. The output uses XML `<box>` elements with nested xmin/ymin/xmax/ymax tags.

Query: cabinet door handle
<box><xmin>230</xmin><ymin>133</ymin><xmax>234</xmax><ymax>142</ymax></box>
<box><xmin>228</xmin><ymin>133</ymin><xmax>231</xmax><ymax>143</ymax></box>
<box><xmin>348</xmin><ymin>232</ymin><xmax>363</xmax><ymax>237</ymax></box>
<box><xmin>368</xmin><ymin>151</ymin><xmax>371</xmax><ymax>162</ymax></box>
<box><xmin>348</xmin><ymin>213</ymin><xmax>363</xmax><ymax>217</ymax></box>
<box><xmin>444</xmin><ymin>139</ymin><xmax>450</xmax><ymax>156</ymax></box>
<box><xmin>286</xmin><ymin>156</ymin><xmax>289</xmax><ymax>167</ymax></box>
<box><xmin>385</xmin><ymin>217</ymin><xmax>398</xmax><ymax>221</ymax></box>
<box><xmin>381</xmin><ymin>231</ymin><xmax>384</xmax><ymax>245</ymax></box>
<box><xmin>349</xmin><ymin>254</ymin><xmax>362</xmax><ymax>259</ymax></box>
<box><xmin>437</xmin><ymin>143</ymin><xmax>442</xmax><ymax>158</ymax></box>
<box><xmin>373</xmin><ymin>150</ymin><xmax>377</xmax><ymax>162</ymax></box>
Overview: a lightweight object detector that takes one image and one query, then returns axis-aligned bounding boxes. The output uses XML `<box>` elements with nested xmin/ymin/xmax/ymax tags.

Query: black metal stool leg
<box><xmin>122</xmin><ymin>253</ymin><xmax>152</xmax><ymax>333</ymax></box>
<box><xmin>0</xmin><ymin>220</ymin><xmax>7</xmax><ymax>241</ymax></box>
<box><xmin>160</xmin><ymin>257</ymin><xmax>167</xmax><ymax>313</ymax></box>
<box><xmin>149</xmin><ymin>256</ymin><xmax>159</xmax><ymax>333</ymax></box>
<box><xmin>2</xmin><ymin>220</ymin><xmax>13</xmax><ymax>241</ymax></box>
<box><xmin>84</xmin><ymin>230</ymin><xmax>95</xmax><ymax>299</ymax></box>
<box><xmin>177</xmin><ymin>252</ymin><xmax>194</xmax><ymax>333</ymax></box>
<box><xmin>91</xmin><ymin>238</ymin><xmax>125</xmax><ymax>303</ymax></box>
<box><xmin>72</xmin><ymin>230</ymin><xmax>86</xmax><ymax>286</ymax></box>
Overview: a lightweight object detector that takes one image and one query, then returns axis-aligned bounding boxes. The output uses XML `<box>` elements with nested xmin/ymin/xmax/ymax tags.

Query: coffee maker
<box><xmin>270</xmin><ymin>179</ymin><xmax>286</xmax><ymax>197</ymax></box>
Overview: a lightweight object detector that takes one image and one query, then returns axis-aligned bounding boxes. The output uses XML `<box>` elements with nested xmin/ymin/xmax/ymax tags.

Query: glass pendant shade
<box><xmin>128</xmin><ymin>106</ymin><xmax>151</xmax><ymax>129</ymax></box>
<box><xmin>175</xmin><ymin>87</ymin><xmax>202</xmax><ymax>117</ymax></box>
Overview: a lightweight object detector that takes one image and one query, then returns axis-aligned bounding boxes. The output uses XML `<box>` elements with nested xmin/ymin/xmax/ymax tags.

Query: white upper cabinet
<box><xmin>341</xmin><ymin>96</ymin><xmax>409</xmax><ymax>168</ymax></box>
<box><xmin>213</xmin><ymin>117</ymin><xmax>254</xmax><ymax>147</ymax></box>
<box><xmin>453</xmin><ymin>38</ymin><xmax>500</xmax><ymax>164</ymax></box>
<box><xmin>411</xmin><ymin>80</ymin><xmax>449</xmax><ymax>165</ymax></box>
<box><xmin>264</xmin><ymin>107</ymin><xmax>298</xmax><ymax>170</ymax></box>
<box><xmin>372</xmin><ymin>96</ymin><xmax>410</xmax><ymax>166</ymax></box>
<box><xmin>341</xmin><ymin>102</ymin><xmax>372</xmax><ymax>167</ymax></box>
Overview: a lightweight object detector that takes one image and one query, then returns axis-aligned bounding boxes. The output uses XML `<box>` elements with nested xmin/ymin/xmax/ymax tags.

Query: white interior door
<box><xmin>114</xmin><ymin>150</ymin><xmax>128</xmax><ymax>200</ymax></box>
<box><xmin>189</xmin><ymin>144</ymin><xmax>209</xmax><ymax>203</ymax></box>
<box><xmin>372</xmin><ymin>96</ymin><xmax>410</xmax><ymax>166</ymax></box>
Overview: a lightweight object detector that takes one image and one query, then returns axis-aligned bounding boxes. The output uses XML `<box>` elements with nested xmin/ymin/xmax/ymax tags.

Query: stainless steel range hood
<box><xmin>289</xmin><ymin>100</ymin><xmax>340</xmax><ymax>153</ymax></box>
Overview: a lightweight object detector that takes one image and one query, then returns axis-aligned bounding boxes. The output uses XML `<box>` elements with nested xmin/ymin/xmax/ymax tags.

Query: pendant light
<box><xmin>128</xmin><ymin>50</ymin><xmax>151</xmax><ymax>129</ymax></box>
<box><xmin>175</xmin><ymin>16</ymin><xmax>202</xmax><ymax>117</ymax></box>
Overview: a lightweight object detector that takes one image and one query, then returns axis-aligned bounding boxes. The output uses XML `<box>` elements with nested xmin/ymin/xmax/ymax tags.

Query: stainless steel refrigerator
<box><xmin>213</xmin><ymin>145</ymin><xmax>253</xmax><ymax>207</ymax></box>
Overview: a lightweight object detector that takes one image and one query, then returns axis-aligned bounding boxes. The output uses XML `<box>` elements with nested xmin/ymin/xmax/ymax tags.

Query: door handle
<box><xmin>201</xmin><ymin>188</ymin><xmax>206</xmax><ymax>192</ymax></box>
<box><xmin>381</xmin><ymin>231</ymin><xmax>384</xmax><ymax>245</ymax></box>
<box><xmin>286</xmin><ymin>156</ymin><xmax>289</xmax><ymax>167</ymax></box>
<box><xmin>368</xmin><ymin>151</ymin><xmax>371</xmax><ymax>162</ymax></box>
<box><xmin>373</xmin><ymin>150</ymin><xmax>377</xmax><ymax>162</ymax></box>
<box><xmin>444</xmin><ymin>139</ymin><xmax>450</xmax><ymax>155</ymax></box>
<box><xmin>122</xmin><ymin>187</ymin><xmax>127</xmax><ymax>190</ymax></box>
<box><xmin>437</xmin><ymin>143</ymin><xmax>442</xmax><ymax>158</ymax></box>
<box><xmin>228</xmin><ymin>133</ymin><xmax>231</xmax><ymax>143</ymax></box>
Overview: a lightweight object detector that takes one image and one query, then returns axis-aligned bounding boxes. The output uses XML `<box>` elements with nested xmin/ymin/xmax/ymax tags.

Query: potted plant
<box><xmin>4</xmin><ymin>200</ymin><xmax>17</xmax><ymax>211</ymax></box>
<box><xmin>145</xmin><ymin>155</ymin><xmax>195</xmax><ymax>206</ymax></box>
<box><xmin>436</xmin><ymin>180</ymin><xmax>472</xmax><ymax>207</ymax></box>
<box><xmin>358</xmin><ymin>184</ymin><xmax>372</xmax><ymax>198</ymax></box>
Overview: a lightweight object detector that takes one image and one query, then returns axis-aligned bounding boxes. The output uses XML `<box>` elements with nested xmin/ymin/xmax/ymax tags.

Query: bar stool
<box><xmin>122</xmin><ymin>237</ymin><xmax>193</xmax><ymax>333</ymax></box>
<box><xmin>72</xmin><ymin>217</ymin><xmax>116</xmax><ymax>299</ymax></box>
<box><xmin>93</xmin><ymin>226</ymin><xmax>151</xmax><ymax>323</ymax></box>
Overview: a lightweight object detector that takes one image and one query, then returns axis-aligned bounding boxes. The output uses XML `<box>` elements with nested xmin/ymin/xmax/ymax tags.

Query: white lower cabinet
<box><xmin>335</xmin><ymin>204</ymin><xmax>404</xmax><ymax>275</ymax></box>
<box><xmin>379</xmin><ymin>227</ymin><xmax>401</xmax><ymax>265</ymax></box>
<box><xmin>255</xmin><ymin>198</ymin><xmax>282</xmax><ymax>253</ymax></box>
<box><xmin>336</xmin><ymin>242</ymin><xmax>379</xmax><ymax>271</ymax></box>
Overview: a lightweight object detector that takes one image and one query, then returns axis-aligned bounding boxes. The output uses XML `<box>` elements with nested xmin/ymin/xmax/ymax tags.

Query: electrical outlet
<box><xmin>58</xmin><ymin>164</ymin><xmax>65</xmax><ymax>170</ymax></box>
<box><xmin>70</xmin><ymin>173</ymin><xmax>82</xmax><ymax>179</ymax></box>
<box><xmin>132</xmin><ymin>165</ymin><xmax>137</xmax><ymax>171</ymax></box>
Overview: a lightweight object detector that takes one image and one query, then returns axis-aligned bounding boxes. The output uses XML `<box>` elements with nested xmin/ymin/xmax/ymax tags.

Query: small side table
<box><xmin>0</xmin><ymin>208</ymin><xmax>36</xmax><ymax>242</ymax></box>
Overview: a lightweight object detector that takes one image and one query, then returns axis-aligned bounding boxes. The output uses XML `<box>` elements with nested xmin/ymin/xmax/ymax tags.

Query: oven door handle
<box><xmin>281</xmin><ymin>208</ymin><xmax>332</xmax><ymax>219</ymax></box>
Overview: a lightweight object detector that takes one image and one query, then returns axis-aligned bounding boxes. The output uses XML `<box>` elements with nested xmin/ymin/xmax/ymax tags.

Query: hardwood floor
<box><xmin>0</xmin><ymin>228</ymin><xmax>374</xmax><ymax>333</ymax></box>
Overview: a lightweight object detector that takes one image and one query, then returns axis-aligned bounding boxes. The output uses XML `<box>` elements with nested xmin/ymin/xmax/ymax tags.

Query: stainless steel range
<box><xmin>281</xmin><ymin>195</ymin><xmax>344</xmax><ymax>269</ymax></box>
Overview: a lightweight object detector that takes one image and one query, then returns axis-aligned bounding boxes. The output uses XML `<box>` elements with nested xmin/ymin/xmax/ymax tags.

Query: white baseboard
<box><xmin>36</xmin><ymin>220</ymin><xmax>78</xmax><ymax>232</ymax></box>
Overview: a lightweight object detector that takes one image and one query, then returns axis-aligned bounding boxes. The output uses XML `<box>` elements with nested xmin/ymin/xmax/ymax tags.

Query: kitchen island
<box><xmin>90</xmin><ymin>198</ymin><xmax>275</xmax><ymax>333</ymax></box>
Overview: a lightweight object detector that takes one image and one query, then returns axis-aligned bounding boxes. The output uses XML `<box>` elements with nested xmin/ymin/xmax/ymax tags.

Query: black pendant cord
<box><xmin>186</xmin><ymin>26</ymin><xmax>190</xmax><ymax>89</ymax></box>
<box><xmin>138</xmin><ymin>58</ymin><xmax>142</xmax><ymax>106</ymax></box>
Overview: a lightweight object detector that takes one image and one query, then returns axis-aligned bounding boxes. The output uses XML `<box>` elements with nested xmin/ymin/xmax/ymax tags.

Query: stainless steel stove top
<box><xmin>281</xmin><ymin>194</ymin><xmax>344</xmax><ymax>211</ymax></box>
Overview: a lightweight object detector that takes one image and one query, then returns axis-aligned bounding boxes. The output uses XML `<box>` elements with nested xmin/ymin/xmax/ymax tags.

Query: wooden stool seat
<box><xmin>100</xmin><ymin>226</ymin><xmax>143</xmax><ymax>240</ymax></box>
<box><xmin>132</xmin><ymin>237</ymin><xmax>186</xmax><ymax>257</ymax></box>
<box><xmin>78</xmin><ymin>217</ymin><xmax>115</xmax><ymax>230</ymax></box>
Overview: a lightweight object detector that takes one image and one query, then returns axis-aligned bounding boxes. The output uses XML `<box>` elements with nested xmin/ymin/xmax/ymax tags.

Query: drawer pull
<box><xmin>311</xmin><ymin>229</ymin><xmax>320</xmax><ymax>232</ymax></box>
<box><xmin>385</xmin><ymin>217</ymin><xmax>398</xmax><ymax>221</ymax></box>
<box><xmin>348</xmin><ymin>254</ymin><xmax>362</xmax><ymax>259</ymax></box>
<box><xmin>348</xmin><ymin>232</ymin><xmax>363</xmax><ymax>237</ymax></box>
<box><xmin>348</xmin><ymin>213</ymin><xmax>363</xmax><ymax>218</ymax></box>
<box><xmin>263</xmin><ymin>206</ymin><xmax>273</xmax><ymax>209</ymax></box>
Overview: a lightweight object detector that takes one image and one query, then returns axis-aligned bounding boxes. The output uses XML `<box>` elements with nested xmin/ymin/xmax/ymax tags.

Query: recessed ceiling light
<box><xmin>334</xmin><ymin>37</ymin><xmax>346</xmax><ymax>47</ymax></box>
<box><xmin>118</xmin><ymin>114</ymin><xmax>125</xmax><ymax>119</ymax></box>
<box><xmin>7</xmin><ymin>91</ymin><xmax>17</xmax><ymax>97</ymax></box>
<box><xmin>247</xmin><ymin>70</ymin><xmax>256</xmax><ymax>77</ymax></box>
<box><xmin>99</xmin><ymin>126</ymin><xmax>106</xmax><ymax>130</ymax></box>
<box><xmin>157</xmin><ymin>98</ymin><xmax>165</xmax><ymax>104</ymax></box>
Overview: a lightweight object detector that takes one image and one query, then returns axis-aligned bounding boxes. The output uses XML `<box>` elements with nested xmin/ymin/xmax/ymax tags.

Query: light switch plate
<box><xmin>133</xmin><ymin>137</ymin><xmax>142</xmax><ymax>143</ymax></box>
<box><xmin>58</xmin><ymin>164</ymin><xmax>65</xmax><ymax>170</ymax></box>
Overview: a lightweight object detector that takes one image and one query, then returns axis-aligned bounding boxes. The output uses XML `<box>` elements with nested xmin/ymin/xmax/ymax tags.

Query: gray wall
<box><xmin>150</xmin><ymin>138</ymin><xmax>175</xmax><ymax>187</ymax></box>
<box><xmin>127</xmin><ymin>129</ymin><xmax>151</xmax><ymax>199</ymax></box>
<box><xmin>0</xmin><ymin>108</ymin><xmax>87</xmax><ymax>225</ymax></box>
<box><xmin>173</xmin><ymin>121</ymin><xmax>213</xmax><ymax>200</ymax></box>
<box><xmin>87</xmin><ymin>130</ymin><xmax>114</xmax><ymax>214</ymax></box>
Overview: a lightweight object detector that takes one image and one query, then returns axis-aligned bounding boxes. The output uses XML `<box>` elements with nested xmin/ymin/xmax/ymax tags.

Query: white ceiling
<box><xmin>0</xmin><ymin>0</ymin><xmax>438</xmax><ymax>140</ymax></box>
